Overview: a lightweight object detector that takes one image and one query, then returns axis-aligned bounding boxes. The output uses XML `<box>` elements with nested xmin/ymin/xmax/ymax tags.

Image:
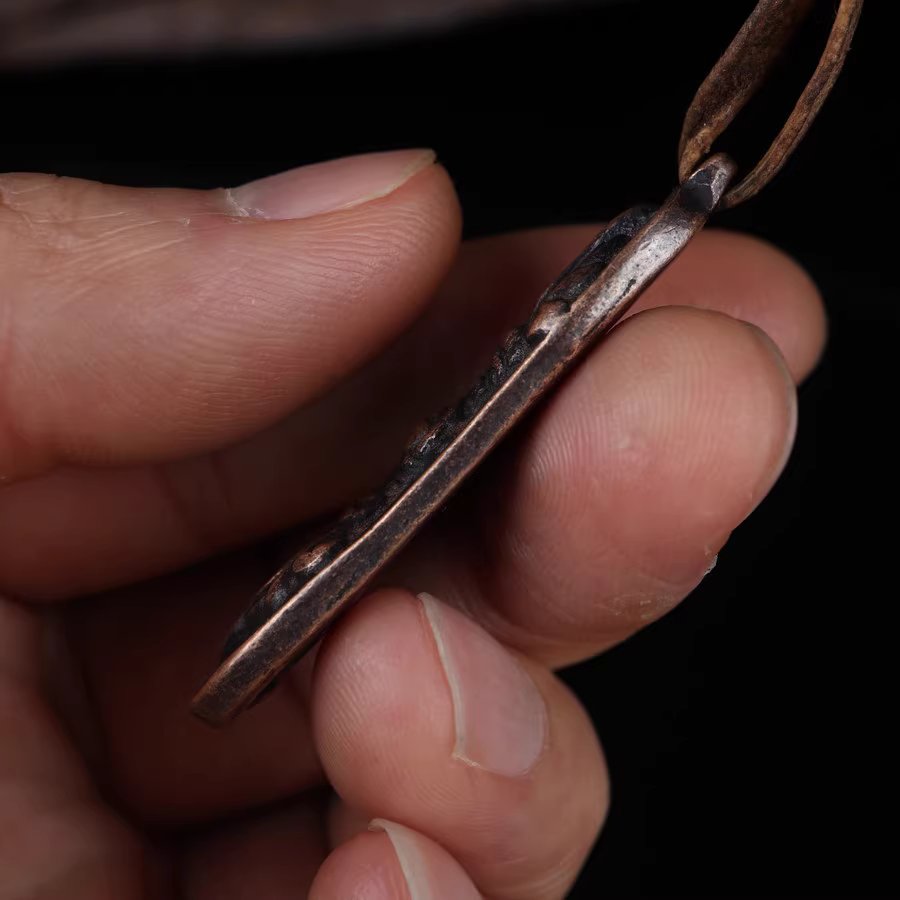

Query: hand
<box><xmin>0</xmin><ymin>150</ymin><xmax>824</xmax><ymax>898</ymax></box>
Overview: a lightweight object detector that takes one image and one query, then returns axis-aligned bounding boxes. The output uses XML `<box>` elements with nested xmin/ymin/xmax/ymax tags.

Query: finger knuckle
<box><xmin>0</xmin><ymin>174</ymin><xmax>193</xmax><ymax>282</ymax></box>
<box><xmin>0</xmin><ymin>173</ymin><xmax>86</xmax><ymax>250</ymax></box>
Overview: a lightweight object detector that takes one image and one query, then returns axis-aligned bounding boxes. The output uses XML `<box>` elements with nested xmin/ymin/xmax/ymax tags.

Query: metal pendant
<box><xmin>192</xmin><ymin>0</ymin><xmax>864</xmax><ymax>726</ymax></box>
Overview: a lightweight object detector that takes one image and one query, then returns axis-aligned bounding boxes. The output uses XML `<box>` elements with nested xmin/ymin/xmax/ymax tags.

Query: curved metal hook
<box><xmin>679</xmin><ymin>0</ymin><xmax>864</xmax><ymax>209</ymax></box>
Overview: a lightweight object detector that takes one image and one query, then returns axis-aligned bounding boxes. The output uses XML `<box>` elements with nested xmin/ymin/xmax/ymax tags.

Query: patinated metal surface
<box><xmin>680</xmin><ymin>0</ymin><xmax>864</xmax><ymax>208</ymax></box>
<box><xmin>192</xmin><ymin>155</ymin><xmax>736</xmax><ymax>725</ymax></box>
<box><xmin>193</xmin><ymin>0</ymin><xmax>864</xmax><ymax>726</ymax></box>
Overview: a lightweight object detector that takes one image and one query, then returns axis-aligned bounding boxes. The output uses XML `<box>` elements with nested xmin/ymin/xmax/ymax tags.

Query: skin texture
<box><xmin>0</xmin><ymin>150</ymin><xmax>825</xmax><ymax>898</ymax></box>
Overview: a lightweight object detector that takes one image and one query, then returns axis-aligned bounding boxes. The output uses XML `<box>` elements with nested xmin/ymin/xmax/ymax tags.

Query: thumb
<box><xmin>0</xmin><ymin>149</ymin><xmax>459</xmax><ymax>481</ymax></box>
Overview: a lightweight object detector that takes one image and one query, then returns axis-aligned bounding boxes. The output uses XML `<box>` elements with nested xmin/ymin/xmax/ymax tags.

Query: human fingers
<box><xmin>310</xmin><ymin>819</ymin><xmax>480</xmax><ymax>900</ymax></box>
<box><xmin>311</xmin><ymin>589</ymin><xmax>607</xmax><ymax>900</ymax></box>
<box><xmin>62</xmin><ymin>311</ymin><xmax>792</xmax><ymax>828</ymax></box>
<box><xmin>389</xmin><ymin>304</ymin><xmax>800</xmax><ymax>666</ymax></box>
<box><xmin>0</xmin><ymin>149</ymin><xmax>458</xmax><ymax>480</ymax></box>
<box><xmin>0</xmin><ymin>228</ymin><xmax>822</xmax><ymax>600</ymax></box>
<box><xmin>58</xmin><ymin>251</ymin><xmax>815</xmax><ymax>825</ymax></box>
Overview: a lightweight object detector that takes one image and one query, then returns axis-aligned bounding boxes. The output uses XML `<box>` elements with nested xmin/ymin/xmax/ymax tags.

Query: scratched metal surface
<box><xmin>192</xmin><ymin>154</ymin><xmax>735</xmax><ymax>725</ymax></box>
<box><xmin>222</xmin><ymin>204</ymin><xmax>652</xmax><ymax>660</ymax></box>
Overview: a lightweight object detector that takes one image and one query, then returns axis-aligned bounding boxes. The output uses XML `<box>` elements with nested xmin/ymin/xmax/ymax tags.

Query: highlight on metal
<box><xmin>191</xmin><ymin>0</ymin><xmax>863</xmax><ymax>726</ymax></box>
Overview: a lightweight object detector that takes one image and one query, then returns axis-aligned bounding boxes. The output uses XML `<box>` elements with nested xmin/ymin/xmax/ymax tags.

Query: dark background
<box><xmin>2</xmin><ymin>1</ymin><xmax>896</xmax><ymax>896</ymax></box>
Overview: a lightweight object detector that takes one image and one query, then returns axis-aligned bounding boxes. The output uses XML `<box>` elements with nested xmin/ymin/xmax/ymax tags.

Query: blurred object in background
<box><xmin>0</xmin><ymin>0</ymin><xmax>617</xmax><ymax>66</ymax></box>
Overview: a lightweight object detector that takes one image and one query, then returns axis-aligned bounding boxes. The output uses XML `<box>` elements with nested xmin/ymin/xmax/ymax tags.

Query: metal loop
<box><xmin>679</xmin><ymin>0</ymin><xmax>864</xmax><ymax>209</ymax></box>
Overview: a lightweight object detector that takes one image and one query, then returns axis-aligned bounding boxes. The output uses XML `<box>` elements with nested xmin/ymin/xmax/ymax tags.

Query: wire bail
<box><xmin>679</xmin><ymin>0</ymin><xmax>864</xmax><ymax>209</ymax></box>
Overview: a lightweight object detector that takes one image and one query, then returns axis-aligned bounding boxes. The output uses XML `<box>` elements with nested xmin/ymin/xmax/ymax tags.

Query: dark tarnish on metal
<box><xmin>191</xmin><ymin>155</ymin><xmax>736</xmax><ymax>725</ymax></box>
<box><xmin>193</xmin><ymin>0</ymin><xmax>863</xmax><ymax>726</ymax></box>
<box><xmin>680</xmin><ymin>0</ymin><xmax>864</xmax><ymax>209</ymax></box>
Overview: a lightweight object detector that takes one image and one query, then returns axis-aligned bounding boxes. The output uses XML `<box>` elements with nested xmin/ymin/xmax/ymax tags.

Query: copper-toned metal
<box><xmin>193</xmin><ymin>0</ymin><xmax>865</xmax><ymax>727</ymax></box>
<box><xmin>192</xmin><ymin>155</ymin><xmax>737</xmax><ymax>726</ymax></box>
<box><xmin>679</xmin><ymin>0</ymin><xmax>864</xmax><ymax>208</ymax></box>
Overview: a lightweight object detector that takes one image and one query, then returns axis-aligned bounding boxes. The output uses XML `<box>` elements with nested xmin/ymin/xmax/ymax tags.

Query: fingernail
<box><xmin>418</xmin><ymin>592</ymin><xmax>548</xmax><ymax>777</ymax></box>
<box><xmin>369</xmin><ymin>819</ymin><xmax>432</xmax><ymax>900</ymax></box>
<box><xmin>225</xmin><ymin>148</ymin><xmax>436</xmax><ymax>221</ymax></box>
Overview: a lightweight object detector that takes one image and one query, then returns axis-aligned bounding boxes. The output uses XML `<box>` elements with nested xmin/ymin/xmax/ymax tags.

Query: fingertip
<box><xmin>311</xmin><ymin>831</ymin><xmax>407</xmax><ymax>899</ymax></box>
<box><xmin>604</xmin><ymin>305</ymin><xmax>799</xmax><ymax>562</ymax></box>
<box><xmin>738</xmin><ymin>319</ymin><xmax>799</xmax><ymax>498</ymax></box>
<box><xmin>659</xmin><ymin>229</ymin><xmax>827</xmax><ymax>383</ymax></box>
<box><xmin>487</xmin><ymin>304</ymin><xmax>801</xmax><ymax>653</ymax></box>
<box><xmin>370</xmin><ymin>819</ymin><xmax>482</xmax><ymax>900</ymax></box>
<box><xmin>311</xmin><ymin>589</ymin><xmax>607</xmax><ymax>898</ymax></box>
<box><xmin>754</xmin><ymin>235</ymin><xmax>828</xmax><ymax>383</ymax></box>
<box><xmin>310</xmin><ymin>588</ymin><xmax>449</xmax><ymax>785</ymax></box>
<box><xmin>310</xmin><ymin>822</ymin><xmax>480</xmax><ymax>900</ymax></box>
